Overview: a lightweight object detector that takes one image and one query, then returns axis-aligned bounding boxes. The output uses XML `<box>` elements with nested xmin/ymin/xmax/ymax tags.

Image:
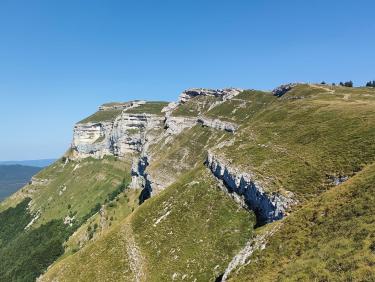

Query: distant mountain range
<box><xmin>0</xmin><ymin>159</ymin><xmax>56</xmax><ymax>167</ymax></box>
<box><xmin>0</xmin><ymin>159</ymin><xmax>55</xmax><ymax>201</ymax></box>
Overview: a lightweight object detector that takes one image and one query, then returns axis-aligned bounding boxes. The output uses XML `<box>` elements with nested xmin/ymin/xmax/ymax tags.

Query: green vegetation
<box><xmin>0</xmin><ymin>198</ymin><xmax>32</xmax><ymax>248</ymax></box>
<box><xmin>0</xmin><ymin>219</ymin><xmax>75</xmax><ymax>282</ymax></box>
<box><xmin>78</xmin><ymin>110</ymin><xmax>122</xmax><ymax>124</ymax></box>
<box><xmin>38</xmin><ymin>220</ymin><xmax>135</xmax><ymax>282</ymax></box>
<box><xmin>0</xmin><ymin>198</ymin><xmax>76</xmax><ymax>281</ymax></box>
<box><xmin>63</xmin><ymin>187</ymin><xmax>140</xmax><ymax>256</ymax></box>
<box><xmin>230</xmin><ymin>162</ymin><xmax>375</xmax><ymax>281</ymax></box>
<box><xmin>205</xmin><ymin>90</ymin><xmax>274</xmax><ymax>122</ymax></box>
<box><xmin>124</xmin><ymin>101</ymin><xmax>169</xmax><ymax>115</ymax></box>
<box><xmin>339</xmin><ymin>81</ymin><xmax>354</xmax><ymax>87</ymax></box>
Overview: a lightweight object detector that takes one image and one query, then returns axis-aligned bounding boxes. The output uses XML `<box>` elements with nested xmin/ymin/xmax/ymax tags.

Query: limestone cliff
<box><xmin>72</xmin><ymin>112</ymin><xmax>164</xmax><ymax>159</ymax></box>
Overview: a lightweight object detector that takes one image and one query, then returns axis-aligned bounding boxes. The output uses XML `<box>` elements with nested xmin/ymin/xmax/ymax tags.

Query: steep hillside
<box><xmin>0</xmin><ymin>84</ymin><xmax>374</xmax><ymax>281</ymax></box>
<box><xmin>39</xmin><ymin>167</ymin><xmax>254</xmax><ymax>281</ymax></box>
<box><xmin>228</xmin><ymin>162</ymin><xmax>375</xmax><ymax>281</ymax></box>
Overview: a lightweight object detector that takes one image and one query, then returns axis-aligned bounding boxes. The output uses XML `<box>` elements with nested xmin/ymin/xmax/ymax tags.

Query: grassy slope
<box><xmin>229</xmin><ymin>161</ymin><xmax>375</xmax><ymax>282</ymax></box>
<box><xmin>39</xmin><ymin>220</ymin><xmax>135</xmax><ymax>282</ymax></box>
<box><xmin>124</xmin><ymin>101</ymin><xmax>169</xmax><ymax>115</ymax></box>
<box><xmin>78</xmin><ymin>109</ymin><xmax>123</xmax><ymax>124</ymax></box>
<box><xmin>40</xmin><ymin>166</ymin><xmax>255</xmax><ymax>282</ymax></box>
<box><xmin>205</xmin><ymin>90</ymin><xmax>274</xmax><ymax>122</ymax></box>
<box><xmin>14</xmin><ymin>157</ymin><xmax>131</xmax><ymax>225</ymax></box>
<box><xmin>213</xmin><ymin>85</ymin><xmax>375</xmax><ymax>201</ymax></box>
<box><xmin>62</xmin><ymin>187</ymin><xmax>140</xmax><ymax>256</ymax></box>
<box><xmin>172</xmin><ymin>95</ymin><xmax>220</xmax><ymax>117</ymax></box>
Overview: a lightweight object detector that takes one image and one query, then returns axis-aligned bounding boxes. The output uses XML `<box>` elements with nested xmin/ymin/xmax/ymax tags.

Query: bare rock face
<box><xmin>179</xmin><ymin>88</ymin><xmax>242</xmax><ymax>103</ymax></box>
<box><xmin>111</xmin><ymin>113</ymin><xmax>164</xmax><ymax>156</ymax></box>
<box><xmin>206</xmin><ymin>152</ymin><xmax>296</xmax><ymax>225</ymax></box>
<box><xmin>71</xmin><ymin>113</ymin><xmax>164</xmax><ymax>159</ymax></box>
<box><xmin>72</xmin><ymin>121</ymin><xmax>113</xmax><ymax>159</ymax></box>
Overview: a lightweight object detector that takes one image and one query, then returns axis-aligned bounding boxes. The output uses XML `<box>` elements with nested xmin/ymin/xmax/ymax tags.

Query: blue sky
<box><xmin>0</xmin><ymin>0</ymin><xmax>374</xmax><ymax>160</ymax></box>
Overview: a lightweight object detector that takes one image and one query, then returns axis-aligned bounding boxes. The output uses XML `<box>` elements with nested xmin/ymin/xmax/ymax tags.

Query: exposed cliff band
<box><xmin>206</xmin><ymin>152</ymin><xmax>296</xmax><ymax>226</ymax></box>
<box><xmin>197</xmin><ymin>117</ymin><xmax>238</xmax><ymax>133</ymax></box>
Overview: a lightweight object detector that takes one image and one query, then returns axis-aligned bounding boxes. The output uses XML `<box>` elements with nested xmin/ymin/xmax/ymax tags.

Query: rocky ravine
<box><xmin>206</xmin><ymin>152</ymin><xmax>296</xmax><ymax>225</ymax></box>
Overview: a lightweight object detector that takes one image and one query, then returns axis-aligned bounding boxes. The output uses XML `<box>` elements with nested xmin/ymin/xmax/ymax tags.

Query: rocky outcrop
<box><xmin>163</xmin><ymin>116</ymin><xmax>196</xmax><ymax>135</ymax></box>
<box><xmin>221</xmin><ymin>224</ymin><xmax>281</xmax><ymax>281</ymax></box>
<box><xmin>161</xmin><ymin>102</ymin><xmax>178</xmax><ymax>116</ymax></box>
<box><xmin>179</xmin><ymin>88</ymin><xmax>242</xmax><ymax>104</ymax></box>
<box><xmin>272</xmin><ymin>83</ymin><xmax>297</xmax><ymax>97</ymax></box>
<box><xmin>98</xmin><ymin>100</ymin><xmax>146</xmax><ymax>111</ymax></box>
<box><xmin>72</xmin><ymin>121</ymin><xmax>113</xmax><ymax>159</ymax></box>
<box><xmin>30</xmin><ymin>177</ymin><xmax>50</xmax><ymax>186</ymax></box>
<box><xmin>206</xmin><ymin>152</ymin><xmax>296</xmax><ymax>225</ymax></box>
<box><xmin>197</xmin><ymin>117</ymin><xmax>238</xmax><ymax>133</ymax></box>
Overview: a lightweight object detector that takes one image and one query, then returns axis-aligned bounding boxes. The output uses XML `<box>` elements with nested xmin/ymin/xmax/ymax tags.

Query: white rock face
<box><xmin>179</xmin><ymin>88</ymin><xmax>242</xmax><ymax>104</ymax></box>
<box><xmin>71</xmin><ymin>112</ymin><xmax>164</xmax><ymax>159</ymax></box>
<box><xmin>206</xmin><ymin>152</ymin><xmax>296</xmax><ymax>225</ymax></box>
<box><xmin>197</xmin><ymin>117</ymin><xmax>238</xmax><ymax>133</ymax></box>
<box><xmin>72</xmin><ymin>121</ymin><xmax>113</xmax><ymax>159</ymax></box>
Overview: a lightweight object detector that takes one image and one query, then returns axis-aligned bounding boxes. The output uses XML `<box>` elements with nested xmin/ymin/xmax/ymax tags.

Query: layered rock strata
<box><xmin>72</xmin><ymin>113</ymin><xmax>164</xmax><ymax>159</ymax></box>
<box><xmin>206</xmin><ymin>152</ymin><xmax>296</xmax><ymax>225</ymax></box>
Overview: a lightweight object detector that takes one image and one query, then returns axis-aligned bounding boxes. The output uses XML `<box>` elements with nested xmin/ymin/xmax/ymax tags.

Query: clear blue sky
<box><xmin>0</xmin><ymin>0</ymin><xmax>374</xmax><ymax>161</ymax></box>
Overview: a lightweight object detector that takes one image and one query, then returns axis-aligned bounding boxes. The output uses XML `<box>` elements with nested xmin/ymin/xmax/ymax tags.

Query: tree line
<box><xmin>320</xmin><ymin>80</ymin><xmax>375</xmax><ymax>88</ymax></box>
